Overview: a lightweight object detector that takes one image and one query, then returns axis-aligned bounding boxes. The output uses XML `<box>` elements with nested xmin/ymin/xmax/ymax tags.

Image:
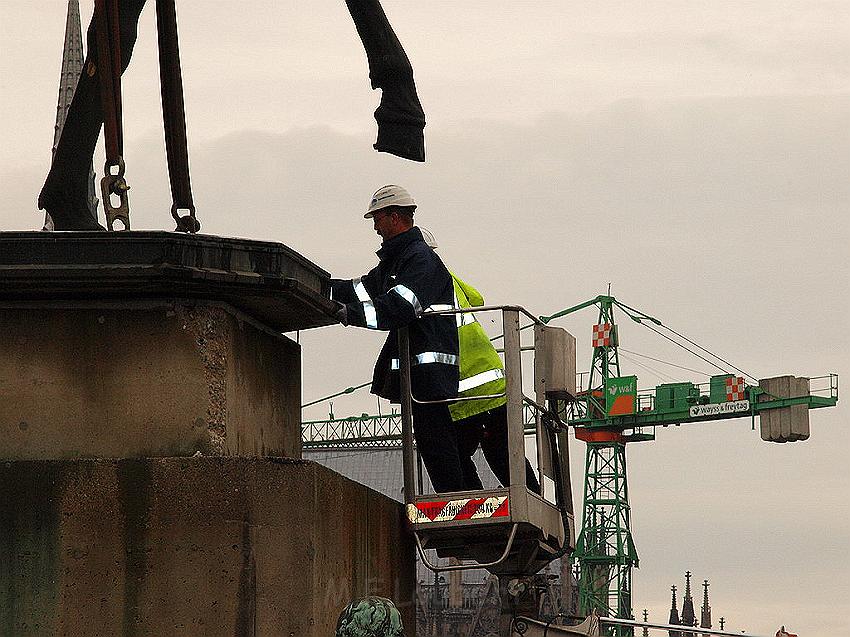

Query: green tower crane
<box><xmin>539</xmin><ymin>295</ymin><xmax>838</xmax><ymax>635</ymax></box>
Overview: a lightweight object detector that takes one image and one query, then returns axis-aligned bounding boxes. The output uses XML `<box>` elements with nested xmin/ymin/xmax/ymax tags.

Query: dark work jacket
<box><xmin>331</xmin><ymin>227</ymin><xmax>458</xmax><ymax>402</ymax></box>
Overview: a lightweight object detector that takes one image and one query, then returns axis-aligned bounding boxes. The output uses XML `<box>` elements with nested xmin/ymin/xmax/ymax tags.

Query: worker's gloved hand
<box><xmin>334</xmin><ymin>302</ymin><xmax>349</xmax><ymax>326</ymax></box>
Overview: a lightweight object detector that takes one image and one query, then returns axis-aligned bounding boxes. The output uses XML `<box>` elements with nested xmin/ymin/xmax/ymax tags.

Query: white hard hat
<box><xmin>364</xmin><ymin>185</ymin><xmax>416</xmax><ymax>218</ymax></box>
<box><xmin>419</xmin><ymin>226</ymin><xmax>438</xmax><ymax>249</ymax></box>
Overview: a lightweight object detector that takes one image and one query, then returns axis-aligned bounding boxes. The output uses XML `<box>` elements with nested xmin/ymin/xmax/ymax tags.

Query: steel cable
<box><xmin>619</xmin><ymin>348</ymin><xmax>715</xmax><ymax>377</ymax></box>
<box><xmin>614</xmin><ymin>300</ymin><xmax>758</xmax><ymax>382</ymax></box>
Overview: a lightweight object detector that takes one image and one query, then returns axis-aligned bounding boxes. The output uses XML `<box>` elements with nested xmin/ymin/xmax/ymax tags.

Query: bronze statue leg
<box><xmin>345</xmin><ymin>0</ymin><xmax>426</xmax><ymax>162</ymax></box>
<box><xmin>39</xmin><ymin>0</ymin><xmax>147</xmax><ymax>230</ymax></box>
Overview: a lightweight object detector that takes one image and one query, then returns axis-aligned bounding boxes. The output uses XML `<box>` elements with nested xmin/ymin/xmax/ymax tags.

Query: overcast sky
<box><xmin>1</xmin><ymin>2</ymin><xmax>848</xmax><ymax>633</ymax></box>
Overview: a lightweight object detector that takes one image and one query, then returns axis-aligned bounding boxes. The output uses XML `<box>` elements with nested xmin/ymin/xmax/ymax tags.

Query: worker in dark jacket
<box><xmin>331</xmin><ymin>185</ymin><xmax>464</xmax><ymax>492</ymax></box>
<box><xmin>420</xmin><ymin>228</ymin><xmax>541</xmax><ymax>495</ymax></box>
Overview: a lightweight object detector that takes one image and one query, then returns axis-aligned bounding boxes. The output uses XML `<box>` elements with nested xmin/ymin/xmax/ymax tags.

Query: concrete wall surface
<box><xmin>0</xmin><ymin>457</ymin><xmax>415</xmax><ymax>637</ymax></box>
<box><xmin>0</xmin><ymin>303</ymin><xmax>301</xmax><ymax>460</ymax></box>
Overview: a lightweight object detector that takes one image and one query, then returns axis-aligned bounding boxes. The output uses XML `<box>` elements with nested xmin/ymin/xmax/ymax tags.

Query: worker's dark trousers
<box><xmin>464</xmin><ymin>405</ymin><xmax>541</xmax><ymax>494</ymax></box>
<box><xmin>412</xmin><ymin>401</ymin><xmax>482</xmax><ymax>493</ymax></box>
<box><xmin>412</xmin><ymin>402</ymin><xmax>541</xmax><ymax>494</ymax></box>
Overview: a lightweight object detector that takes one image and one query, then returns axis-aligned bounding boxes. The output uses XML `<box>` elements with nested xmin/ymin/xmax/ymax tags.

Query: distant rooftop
<box><xmin>304</xmin><ymin>446</ymin><xmax>501</xmax><ymax>503</ymax></box>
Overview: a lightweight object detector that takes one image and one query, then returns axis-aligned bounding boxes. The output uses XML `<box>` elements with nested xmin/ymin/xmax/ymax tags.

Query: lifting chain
<box><xmin>101</xmin><ymin>157</ymin><xmax>131</xmax><ymax>230</ymax></box>
<box><xmin>93</xmin><ymin>0</ymin><xmax>201</xmax><ymax>233</ymax></box>
<box><xmin>94</xmin><ymin>0</ymin><xmax>132</xmax><ymax>231</ymax></box>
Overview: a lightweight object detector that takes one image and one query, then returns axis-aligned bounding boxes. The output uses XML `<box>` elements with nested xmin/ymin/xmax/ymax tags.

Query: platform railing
<box><xmin>398</xmin><ymin>305</ymin><xmax>551</xmax><ymax>501</ymax></box>
<box><xmin>399</xmin><ymin>305</ymin><xmax>575</xmax><ymax>574</ymax></box>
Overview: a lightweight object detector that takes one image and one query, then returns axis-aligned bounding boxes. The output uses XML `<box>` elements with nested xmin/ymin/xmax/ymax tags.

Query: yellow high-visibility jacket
<box><xmin>449</xmin><ymin>274</ymin><xmax>507</xmax><ymax>422</ymax></box>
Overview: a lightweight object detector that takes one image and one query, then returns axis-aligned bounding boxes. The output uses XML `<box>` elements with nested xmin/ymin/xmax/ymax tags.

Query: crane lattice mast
<box><xmin>572</xmin><ymin>296</ymin><xmax>640</xmax><ymax>631</ymax></box>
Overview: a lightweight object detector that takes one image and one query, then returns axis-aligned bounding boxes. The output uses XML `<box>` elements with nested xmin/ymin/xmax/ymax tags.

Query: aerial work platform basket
<box><xmin>399</xmin><ymin>306</ymin><xmax>577</xmax><ymax>576</ymax></box>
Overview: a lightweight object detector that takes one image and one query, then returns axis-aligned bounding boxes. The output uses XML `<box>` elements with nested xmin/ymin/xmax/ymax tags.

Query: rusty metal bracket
<box><xmin>171</xmin><ymin>204</ymin><xmax>200</xmax><ymax>233</ymax></box>
<box><xmin>102</xmin><ymin>157</ymin><xmax>131</xmax><ymax>231</ymax></box>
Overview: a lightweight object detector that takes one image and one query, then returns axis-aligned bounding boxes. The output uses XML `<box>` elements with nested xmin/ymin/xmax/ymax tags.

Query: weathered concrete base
<box><xmin>0</xmin><ymin>303</ymin><xmax>301</xmax><ymax>460</ymax></box>
<box><xmin>0</xmin><ymin>234</ymin><xmax>403</xmax><ymax>636</ymax></box>
<box><xmin>0</xmin><ymin>458</ymin><xmax>415</xmax><ymax>637</ymax></box>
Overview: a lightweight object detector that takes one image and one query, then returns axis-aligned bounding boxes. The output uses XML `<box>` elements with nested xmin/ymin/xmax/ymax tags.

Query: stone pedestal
<box><xmin>0</xmin><ymin>232</ymin><xmax>416</xmax><ymax>636</ymax></box>
<box><xmin>0</xmin><ymin>231</ymin><xmax>335</xmax><ymax>461</ymax></box>
<box><xmin>1</xmin><ymin>303</ymin><xmax>301</xmax><ymax>459</ymax></box>
<box><xmin>0</xmin><ymin>458</ymin><xmax>416</xmax><ymax>636</ymax></box>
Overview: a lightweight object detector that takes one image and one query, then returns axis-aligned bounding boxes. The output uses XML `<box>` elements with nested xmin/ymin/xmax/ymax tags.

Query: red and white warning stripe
<box><xmin>407</xmin><ymin>496</ymin><xmax>509</xmax><ymax>524</ymax></box>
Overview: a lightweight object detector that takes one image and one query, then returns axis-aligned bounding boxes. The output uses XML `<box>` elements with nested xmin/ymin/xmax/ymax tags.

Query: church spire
<box><xmin>679</xmin><ymin>571</ymin><xmax>698</xmax><ymax>637</ymax></box>
<box><xmin>53</xmin><ymin>1</ymin><xmax>85</xmax><ymax>153</ymax></box>
<box><xmin>680</xmin><ymin>571</ymin><xmax>697</xmax><ymax>630</ymax></box>
<box><xmin>668</xmin><ymin>585</ymin><xmax>681</xmax><ymax>637</ymax></box>
<box><xmin>46</xmin><ymin>0</ymin><xmax>98</xmax><ymax>230</ymax></box>
<box><xmin>669</xmin><ymin>585</ymin><xmax>680</xmax><ymax>623</ymax></box>
<box><xmin>700</xmin><ymin>579</ymin><xmax>712</xmax><ymax>629</ymax></box>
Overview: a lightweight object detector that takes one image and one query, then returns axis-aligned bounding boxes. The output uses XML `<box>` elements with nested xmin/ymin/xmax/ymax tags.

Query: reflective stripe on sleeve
<box><xmin>359</xmin><ymin>303</ymin><xmax>377</xmax><ymax>329</ymax></box>
<box><xmin>363</xmin><ymin>304</ymin><xmax>378</xmax><ymax>329</ymax></box>
<box><xmin>353</xmin><ymin>276</ymin><xmax>378</xmax><ymax>329</ymax></box>
<box><xmin>352</xmin><ymin>277</ymin><xmax>370</xmax><ymax>302</ymax></box>
<box><xmin>390</xmin><ymin>353</ymin><xmax>459</xmax><ymax>371</ymax></box>
<box><xmin>390</xmin><ymin>284</ymin><xmax>422</xmax><ymax>316</ymax></box>
<box><xmin>458</xmin><ymin>368</ymin><xmax>505</xmax><ymax>393</ymax></box>
<box><xmin>425</xmin><ymin>304</ymin><xmax>453</xmax><ymax>312</ymax></box>
<box><xmin>414</xmin><ymin>352</ymin><xmax>458</xmax><ymax>366</ymax></box>
<box><xmin>351</xmin><ymin>277</ymin><xmax>372</xmax><ymax>303</ymax></box>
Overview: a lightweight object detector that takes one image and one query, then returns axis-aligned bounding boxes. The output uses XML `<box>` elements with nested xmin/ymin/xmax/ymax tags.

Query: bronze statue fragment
<box><xmin>39</xmin><ymin>0</ymin><xmax>426</xmax><ymax>231</ymax></box>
